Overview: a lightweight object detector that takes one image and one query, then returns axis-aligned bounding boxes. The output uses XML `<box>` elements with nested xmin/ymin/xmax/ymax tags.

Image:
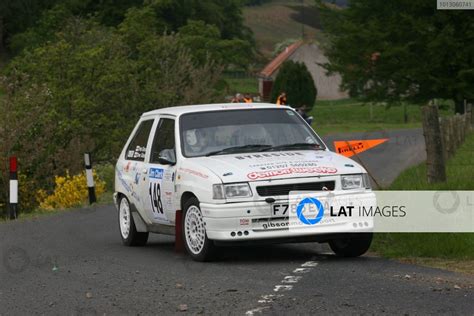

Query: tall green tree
<box><xmin>178</xmin><ymin>20</ymin><xmax>252</xmax><ymax>68</ymax></box>
<box><xmin>1</xmin><ymin>17</ymin><xmax>224</xmax><ymax>209</ymax></box>
<box><xmin>271</xmin><ymin>60</ymin><xmax>317</xmax><ymax>109</ymax></box>
<box><xmin>0</xmin><ymin>0</ymin><xmax>58</xmax><ymax>51</ymax></box>
<box><xmin>317</xmin><ymin>0</ymin><xmax>474</xmax><ymax>114</ymax></box>
<box><xmin>6</xmin><ymin>0</ymin><xmax>255</xmax><ymax>66</ymax></box>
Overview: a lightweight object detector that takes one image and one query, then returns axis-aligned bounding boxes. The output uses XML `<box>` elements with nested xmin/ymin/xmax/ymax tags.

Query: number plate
<box><xmin>271</xmin><ymin>204</ymin><xmax>289</xmax><ymax>217</ymax></box>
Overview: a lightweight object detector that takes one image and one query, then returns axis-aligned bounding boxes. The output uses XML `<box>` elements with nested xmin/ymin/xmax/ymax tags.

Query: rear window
<box><xmin>125</xmin><ymin>120</ymin><xmax>154</xmax><ymax>161</ymax></box>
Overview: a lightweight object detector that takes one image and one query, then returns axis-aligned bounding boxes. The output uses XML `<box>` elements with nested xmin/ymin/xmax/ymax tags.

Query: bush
<box><xmin>95</xmin><ymin>163</ymin><xmax>115</xmax><ymax>193</ymax></box>
<box><xmin>270</xmin><ymin>60</ymin><xmax>317</xmax><ymax>110</ymax></box>
<box><xmin>37</xmin><ymin>171</ymin><xmax>106</xmax><ymax>210</ymax></box>
<box><xmin>1</xmin><ymin>17</ymin><xmax>224</xmax><ymax>211</ymax></box>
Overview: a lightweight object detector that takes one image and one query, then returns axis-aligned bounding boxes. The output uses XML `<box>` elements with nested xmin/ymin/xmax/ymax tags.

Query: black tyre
<box><xmin>329</xmin><ymin>233</ymin><xmax>373</xmax><ymax>257</ymax></box>
<box><xmin>118</xmin><ymin>196</ymin><xmax>149</xmax><ymax>246</ymax></box>
<box><xmin>182</xmin><ymin>197</ymin><xmax>215</xmax><ymax>261</ymax></box>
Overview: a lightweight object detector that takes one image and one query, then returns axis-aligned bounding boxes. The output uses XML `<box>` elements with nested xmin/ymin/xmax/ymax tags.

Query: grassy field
<box><xmin>243</xmin><ymin>0</ymin><xmax>323</xmax><ymax>57</ymax></box>
<box><xmin>372</xmin><ymin>132</ymin><xmax>474</xmax><ymax>273</ymax></box>
<box><xmin>225</xmin><ymin>77</ymin><xmax>259</xmax><ymax>95</ymax></box>
<box><xmin>310</xmin><ymin>99</ymin><xmax>454</xmax><ymax>136</ymax></box>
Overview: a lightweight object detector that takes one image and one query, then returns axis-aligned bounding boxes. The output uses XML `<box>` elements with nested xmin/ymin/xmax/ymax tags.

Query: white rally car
<box><xmin>114</xmin><ymin>103</ymin><xmax>373</xmax><ymax>261</ymax></box>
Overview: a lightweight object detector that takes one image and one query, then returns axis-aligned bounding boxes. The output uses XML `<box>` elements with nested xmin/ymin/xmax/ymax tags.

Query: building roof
<box><xmin>142</xmin><ymin>103</ymin><xmax>289</xmax><ymax>117</ymax></box>
<box><xmin>259</xmin><ymin>41</ymin><xmax>304</xmax><ymax>79</ymax></box>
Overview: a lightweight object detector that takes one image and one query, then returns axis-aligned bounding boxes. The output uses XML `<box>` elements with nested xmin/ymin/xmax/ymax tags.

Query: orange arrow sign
<box><xmin>333</xmin><ymin>139</ymin><xmax>388</xmax><ymax>157</ymax></box>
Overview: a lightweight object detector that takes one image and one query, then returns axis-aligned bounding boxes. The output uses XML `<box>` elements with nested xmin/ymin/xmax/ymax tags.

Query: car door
<box><xmin>118</xmin><ymin>118</ymin><xmax>155</xmax><ymax>211</ymax></box>
<box><xmin>138</xmin><ymin>116</ymin><xmax>177</xmax><ymax>224</ymax></box>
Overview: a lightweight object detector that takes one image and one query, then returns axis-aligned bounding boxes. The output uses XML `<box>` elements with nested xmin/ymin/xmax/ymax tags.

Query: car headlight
<box><xmin>341</xmin><ymin>174</ymin><xmax>364</xmax><ymax>190</ymax></box>
<box><xmin>212</xmin><ymin>183</ymin><xmax>252</xmax><ymax>199</ymax></box>
<box><xmin>362</xmin><ymin>173</ymin><xmax>371</xmax><ymax>189</ymax></box>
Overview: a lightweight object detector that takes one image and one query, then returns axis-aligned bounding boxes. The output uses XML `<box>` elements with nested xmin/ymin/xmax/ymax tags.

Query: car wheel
<box><xmin>183</xmin><ymin>197</ymin><xmax>215</xmax><ymax>261</ymax></box>
<box><xmin>329</xmin><ymin>233</ymin><xmax>373</xmax><ymax>257</ymax></box>
<box><xmin>118</xmin><ymin>196</ymin><xmax>149</xmax><ymax>246</ymax></box>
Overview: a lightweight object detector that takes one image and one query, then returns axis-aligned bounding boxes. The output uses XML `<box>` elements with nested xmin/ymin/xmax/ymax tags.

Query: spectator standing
<box><xmin>276</xmin><ymin>92</ymin><xmax>287</xmax><ymax>105</ymax></box>
<box><xmin>231</xmin><ymin>93</ymin><xmax>244</xmax><ymax>103</ymax></box>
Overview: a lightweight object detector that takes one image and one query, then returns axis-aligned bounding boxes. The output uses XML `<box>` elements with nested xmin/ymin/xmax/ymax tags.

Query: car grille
<box><xmin>256</xmin><ymin>181</ymin><xmax>336</xmax><ymax>196</ymax></box>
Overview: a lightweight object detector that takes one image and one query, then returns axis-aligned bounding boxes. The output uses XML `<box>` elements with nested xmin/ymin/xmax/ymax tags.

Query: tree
<box><xmin>8</xmin><ymin>4</ymin><xmax>73</xmax><ymax>53</ymax></box>
<box><xmin>271</xmin><ymin>60</ymin><xmax>317</xmax><ymax>109</ymax></box>
<box><xmin>1</xmin><ymin>17</ymin><xmax>224</xmax><ymax>209</ymax></box>
<box><xmin>0</xmin><ymin>0</ymin><xmax>58</xmax><ymax>51</ymax></box>
<box><xmin>317</xmin><ymin>0</ymin><xmax>474</xmax><ymax>114</ymax></box>
<box><xmin>7</xmin><ymin>0</ymin><xmax>255</xmax><ymax>68</ymax></box>
<box><xmin>178</xmin><ymin>20</ymin><xmax>252</xmax><ymax>69</ymax></box>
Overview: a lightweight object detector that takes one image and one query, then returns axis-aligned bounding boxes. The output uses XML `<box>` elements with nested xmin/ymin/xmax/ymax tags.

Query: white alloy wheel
<box><xmin>184</xmin><ymin>205</ymin><xmax>206</xmax><ymax>255</ymax></box>
<box><xmin>119</xmin><ymin>197</ymin><xmax>131</xmax><ymax>239</ymax></box>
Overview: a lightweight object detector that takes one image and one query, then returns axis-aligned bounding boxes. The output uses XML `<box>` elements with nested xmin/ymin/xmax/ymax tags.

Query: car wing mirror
<box><xmin>157</xmin><ymin>149</ymin><xmax>176</xmax><ymax>165</ymax></box>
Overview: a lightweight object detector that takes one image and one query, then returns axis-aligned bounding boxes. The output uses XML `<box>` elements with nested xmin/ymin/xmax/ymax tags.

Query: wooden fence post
<box><xmin>446</xmin><ymin>117</ymin><xmax>455</xmax><ymax>158</ymax></box>
<box><xmin>466</xmin><ymin>103</ymin><xmax>472</xmax><ymax>131</ymax></box>
<box><xmin>439</xmin><ymin>117</ymin><xmax>447</xmax><ymax>162</ymax></box>
<box><xmin>422</xmin><ymin>105</ymin><xmax>446</xmax><ymax>183</ymax></box>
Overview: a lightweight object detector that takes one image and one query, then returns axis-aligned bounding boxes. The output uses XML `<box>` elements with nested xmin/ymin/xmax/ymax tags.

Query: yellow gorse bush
<box><xmin>37</xmin><ymin>170</ymin><xmax>106</xmax><ymax>210</ymax></box>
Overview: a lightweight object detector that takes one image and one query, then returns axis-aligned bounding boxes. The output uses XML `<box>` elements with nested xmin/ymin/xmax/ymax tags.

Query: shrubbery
<box><xmin>0</xmin><ymin>4</ymin><xmax>241</xmax><ymax>212</ymax></box>
<box><xmin>37</xmin><ymin>171</ymin><xmax>106</xmax><ymax>210</ymax></box>
<box><xmin>270</xmin><ymin>60</ymin><xmax>317</xmax><ymax>110</ymax></box>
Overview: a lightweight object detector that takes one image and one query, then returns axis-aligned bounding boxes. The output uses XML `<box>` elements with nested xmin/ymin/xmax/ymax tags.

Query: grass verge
<box><xmin>311</xmin><ymin>99</ymin><xmax>453</xmax><ymax>136</ymax></box>
<box><xmin>372</xmin><ymin>132</ymin><xmax>474</xmax><ymax>274</ymax></box>
<box><xmin>225</xmin><ymin>77</ymin><xmax>259</xmax><ymax>95</ymax></box>
<box><xmin>0</xmin><ymin>191</ymin><xmax>114</xmax><ymax>223</ymax></box>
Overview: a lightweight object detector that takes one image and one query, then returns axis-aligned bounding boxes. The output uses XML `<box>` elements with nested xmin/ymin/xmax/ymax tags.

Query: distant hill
<box><xmin>242</xmin><ymin>1</ymin><xmax>349</xmax><ymax>100</ymax></box>
<box><xmin>243</xmin><ymin>0</ymin><xmax>324</xmax><ymax>58</ymax></box>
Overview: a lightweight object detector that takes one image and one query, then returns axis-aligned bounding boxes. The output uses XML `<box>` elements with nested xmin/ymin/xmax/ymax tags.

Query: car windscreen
<box><xmin>179</xmin><ymin>108</ymin><xmax>325</xmax><ymax>157</ymax></box>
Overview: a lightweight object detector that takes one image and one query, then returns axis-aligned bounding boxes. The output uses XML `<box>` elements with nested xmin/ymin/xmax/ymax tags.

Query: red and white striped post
<box><xmin>84</xmin><ymin>153</ymin><xmax>97</xmax><ymax>205</ymax></box>
<box><xmin>9</xmin><ymin>156</ymin><xmax>18</xmax><ymax>220</ymax></box>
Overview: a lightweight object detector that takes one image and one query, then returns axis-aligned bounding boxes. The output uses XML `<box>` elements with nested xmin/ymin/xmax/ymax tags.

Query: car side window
<box><xmin>125</xmin><ymin>120</ymin><xmax>154</xmax><ymax>161</ymax></box>
<box><xmin>150</xmin><ymin>118</ymin><xmax>175</xmax><ymax>163</ymax></box>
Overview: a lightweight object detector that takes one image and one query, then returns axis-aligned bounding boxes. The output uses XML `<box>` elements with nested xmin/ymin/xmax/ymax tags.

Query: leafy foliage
<box><xmin>240</xmin><ymin>0</ymin><xmax>273</xmax><ymax>6</ymax></box>
<box><xmin>0</xmin><ymin>17</ymin><xmax>223</xmax><ymax>211</ymax></box>
<box><xmin>0</xmin><ymin>0</ymin><xmax>254</xmax><ymax>212</ymax></box>
<box><xmin>178</xmin><ymin>20</ymin><xmax>252</xmax><ymax>68</ymax></box>
<box><xmin>271</xmin><ymin>60</ymin><xmax>317</xmax><ymax>109</ymax></box>
<box><xmin>37</xmin><ymin>170</ymin><xmax>106</xmax><ymax>210</ymax></box>
<box><xmin>317</xmin><ymin>0</ymin><xmax>474</xmax><ymax>113</ymax></box>
<box><xmin>6</xmin><ymin>0</ymin><xmax>254</xmax><ymax>69</ymax></box>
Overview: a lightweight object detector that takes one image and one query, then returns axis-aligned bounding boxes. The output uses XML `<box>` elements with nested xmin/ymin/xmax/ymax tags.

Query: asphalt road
<box><xmin>1</xmin><ymin>128</ymin><xmax>472</xmax><ymax>315</ymax></box>
<box><xmin>322</xmin><ymin>128</ymin><xmax>427</xmax><ymax>188</ymax></box>
<box><xmin>1</xmin><ymin>204</ymin><xmax>473</xmax><ymax>315</ymax></box>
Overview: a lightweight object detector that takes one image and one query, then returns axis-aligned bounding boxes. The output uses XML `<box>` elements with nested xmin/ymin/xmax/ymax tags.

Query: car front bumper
<box><xmin>200</xmin><ymin>192</ymin><xmax>375</xmax><ymax>241</ymax></box>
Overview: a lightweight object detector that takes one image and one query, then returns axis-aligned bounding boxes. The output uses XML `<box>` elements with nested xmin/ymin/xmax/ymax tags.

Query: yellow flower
<box><xmin>37</xmin><ymin>170</ymin><xmax>107</xmax><ymax>210</ymax></box>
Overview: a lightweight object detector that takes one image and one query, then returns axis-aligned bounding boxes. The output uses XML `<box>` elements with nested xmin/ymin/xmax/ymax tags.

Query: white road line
<box><xmin>293</xmin><ymin>267</ymin><xmax>312</xmax><ymax>273</ymax></box>
<box><xmin>244</xmin><ymin>260</ymin><xmax>319</xmax><ymax>315</ymax></box>
<box><xmin>245</xmin><ymin>306</ymin><xmax>270</xmax><ymax>315</ymax></box>
<box><xmin>257</xmin><ymin>294</ymin><xmax>283</xmax><ymax>303</ymax></box>
<box><xmin>273</xmin><ymin>285</ymin><xmax>293</xmax><ymax>292</ymax></box>
<box><xmin>281</xmin><ymin>276</ymin><xmax>302</xmax><ymax>283</ymax></box>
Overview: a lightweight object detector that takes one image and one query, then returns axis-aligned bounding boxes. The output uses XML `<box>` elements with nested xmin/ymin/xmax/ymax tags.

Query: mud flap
<box><xmin>175</xmin><ymin>210</ymin><xmax>184</xmax><ymax>253</ymax></box>
<box><xmin>132</xmin><ymin>212</ymin><xmax>148</xmax><ymax>233</ymax></box>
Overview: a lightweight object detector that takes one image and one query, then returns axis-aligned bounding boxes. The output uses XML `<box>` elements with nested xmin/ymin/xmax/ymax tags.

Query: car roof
<box><xmin>141</xmin><ymin>103</ymin><xmax>292</xmax><ymax>118</ymax></box>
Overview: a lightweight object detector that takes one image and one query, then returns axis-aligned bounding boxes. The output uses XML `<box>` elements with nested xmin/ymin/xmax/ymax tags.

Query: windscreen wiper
<box><xmin>206</xmin><ymin>144</ymin><xmax>272</xmax><ymax>157</ymax></box>
<box><xmin>260</xmin><ymin>143</ymin><xmax>322</xmax><ymax>152</ymax></box>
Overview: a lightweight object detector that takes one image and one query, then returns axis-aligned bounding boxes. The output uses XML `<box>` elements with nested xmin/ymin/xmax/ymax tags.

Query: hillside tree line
<box><xmin>0</xmin><ymin>0</ymin><xmax>255</xmax><ymax>211</ymax></box>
